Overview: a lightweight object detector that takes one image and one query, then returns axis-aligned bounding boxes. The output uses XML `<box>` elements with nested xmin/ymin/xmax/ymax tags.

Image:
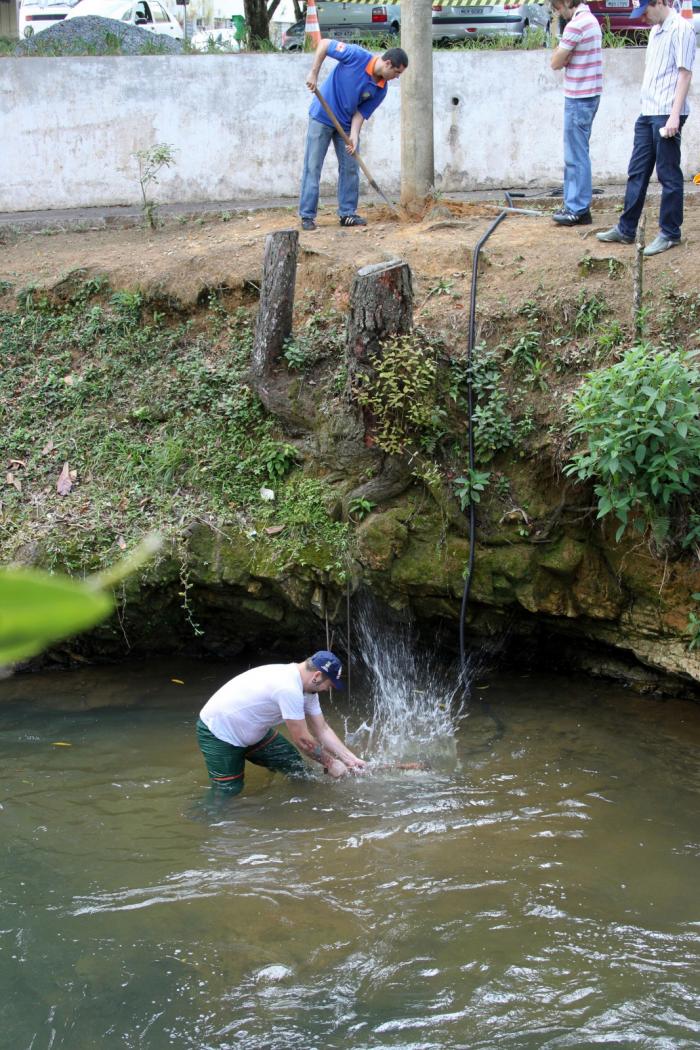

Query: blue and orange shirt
<box><xmin>309</xmin><ymin>41</ymin><xmax>388</xmax><ymax>133</ymax></box>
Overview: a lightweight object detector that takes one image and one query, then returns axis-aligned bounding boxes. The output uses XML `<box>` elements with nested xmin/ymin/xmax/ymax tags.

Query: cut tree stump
<box><xmin>346</xmin><ymin>259</ymin><xmax>413</xmax><ymax>380</ymax></box>
<box><xmin>251</xmin><ymin>229</ymin><xmax>299</xmax><ymax>377</ymax></box>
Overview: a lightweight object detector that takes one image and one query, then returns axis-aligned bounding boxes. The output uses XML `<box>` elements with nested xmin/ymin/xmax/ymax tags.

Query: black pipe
<box><xmin>458</xmin><ymin>193</ymin><xmax>543</xmax><ymax>735</ymax></box>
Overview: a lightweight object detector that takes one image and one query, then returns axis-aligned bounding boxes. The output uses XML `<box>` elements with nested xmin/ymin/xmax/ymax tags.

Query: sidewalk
<box><xmin>0</xmin><ymin>185</ymin><xmax>642</xmax><ymax>234</ymax></box>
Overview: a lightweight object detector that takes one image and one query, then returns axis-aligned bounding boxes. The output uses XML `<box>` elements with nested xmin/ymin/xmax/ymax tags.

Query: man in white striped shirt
<box><xmin>550</xmin><ymin>0</ymin><xmax>603</xmax><ymax>227</ymax></box>
<box><xmin>598</xmin><ymin>0</ymin><xmax>696</xmax><ymax>256</ymax></box>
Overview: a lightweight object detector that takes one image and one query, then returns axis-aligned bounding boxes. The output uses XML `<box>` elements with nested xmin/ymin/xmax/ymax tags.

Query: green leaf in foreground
<box><xmin>0</xmin><ymin>569</ymin><xmax>113</xmax><ymax>666</ymax></box>
<box><xmin>0</xmin><ymin>534</ymin><xmax>162</xmax><ymax>667</ymax></box>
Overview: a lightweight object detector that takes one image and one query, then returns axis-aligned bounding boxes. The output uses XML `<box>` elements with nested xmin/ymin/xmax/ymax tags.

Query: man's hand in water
<box><xmin>326</xmin><ymin>758</ymin><xmax>349</xmax><ymax>778</ymax></box>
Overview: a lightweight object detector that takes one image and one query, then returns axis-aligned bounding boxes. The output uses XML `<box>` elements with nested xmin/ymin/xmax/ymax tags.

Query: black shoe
<box><xmin>301</xmin><ymin>218</ymin><xmax>317</xmax><ymax>232</ymax></box>
<box><xmin>339</xmin><ymin>214</ymin><xmax>367</xmax><ymax>227</ymax></box>
<box><xmin>552</xmin><ymin>209</ymin><xmax>592</xmax><ymax>226</ymax></box>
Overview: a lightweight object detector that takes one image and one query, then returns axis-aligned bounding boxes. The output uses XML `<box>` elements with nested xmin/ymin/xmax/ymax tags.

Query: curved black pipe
<box><xmin>459</xmin><ymin>207</ymin><xmax>509</xmax><ymax>698</ymax></box>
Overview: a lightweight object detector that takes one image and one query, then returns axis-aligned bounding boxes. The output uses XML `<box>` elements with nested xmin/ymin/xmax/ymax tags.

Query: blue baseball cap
<box><xmin>310</xmin><ymin>650</ymin><xmax>345</xmax><ymax>690</ymax></box>
<box><xmin>628</xmin><ymin>0</ymin><xmax>653</xmax><ymax>17</ymax></box>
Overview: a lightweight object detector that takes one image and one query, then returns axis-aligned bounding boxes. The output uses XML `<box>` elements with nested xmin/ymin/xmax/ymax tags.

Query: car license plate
<box><xmin>458</xmin><ymin>7</ymin><xmax>492</xmax><ymax>12</ymax></box>
<box><xmin>605</xmin><ymin>0</ymin><xmax>629</xmax><ymax>8</ymax></box>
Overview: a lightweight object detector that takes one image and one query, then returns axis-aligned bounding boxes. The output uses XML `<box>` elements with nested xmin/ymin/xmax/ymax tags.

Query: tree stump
<box><xmin>251</xmin><ymin>229</ymin><xmax>299</xmax><ymax>378</ymax></box>
<box><xmin>346</xmin><ymin>259</ymin><xmax>413</xmax><ymax>380</ymax></box>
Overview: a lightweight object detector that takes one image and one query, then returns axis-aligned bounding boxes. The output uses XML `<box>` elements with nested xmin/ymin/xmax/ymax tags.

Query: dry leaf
<box><xmin>6</xmin><ymin>471</ymin><xmax>22</xmax><ymax>493</ymax></box>
<box><xmin>56</xmin><ymin>461</ymin><xmax>72</xmax><ymax>496</ymax></box>
<box><xmin>264</xmin><ymin>525</ymin><xmax>285</xmax><ymax>535</ymax></box>
<box><xmin>41</xmin><ymin>439</ymin><xmax>55</xmax><ymax>456</ymax></box>
<box><xmin>117</xmin><ymin>535</ymin><xmax>127</xmax><ymax>550</ymax></box>
<box><xmin>8</xmin><ymin>458</ymin><xmax>26</xmax><ymax>469</ymax></box>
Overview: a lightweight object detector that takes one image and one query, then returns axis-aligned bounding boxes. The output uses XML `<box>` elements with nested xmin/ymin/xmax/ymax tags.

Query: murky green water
<box><xmin>1</xmin><ymin>660</ymin><xmax>699</xmax><ymax>1049</ymax></box>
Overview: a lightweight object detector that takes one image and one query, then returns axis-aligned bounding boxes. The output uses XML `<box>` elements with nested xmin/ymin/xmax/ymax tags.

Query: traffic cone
<box><xmin>681</xmin><ymin>0</ymin><xmax>693</xmax><ymax>19</ymax></box>
<box><xmin>305</xmin><ymin>0</ymin><xmax>322</xmax><ymax>46</ymax></box>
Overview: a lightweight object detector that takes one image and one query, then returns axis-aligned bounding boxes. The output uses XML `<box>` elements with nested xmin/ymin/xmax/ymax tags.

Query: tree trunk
<box><xmin>251</xmin><ymin>229</ymin><xmax>299</xmax><ymax>378</ymax></box>
<box><xmin>243</xmin><ymin>0</ymin><xmax>270</xmax><ymax>45</ymax></box>
<box><xmin>346</xmin><ymin>259</ymin><xmax>413</xmax><ymax>380</ymax></box>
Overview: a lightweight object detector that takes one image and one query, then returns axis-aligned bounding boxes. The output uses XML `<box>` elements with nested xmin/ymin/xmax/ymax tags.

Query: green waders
<box><xmin>196</xmin><ymin>718</ymin><xmax>306</xmax><ymax>795</ymax></box>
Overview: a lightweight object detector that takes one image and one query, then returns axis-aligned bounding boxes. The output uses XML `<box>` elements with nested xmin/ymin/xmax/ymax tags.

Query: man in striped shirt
<box><xmin>598</xmin><ymin>0</ymin><xmax>696</xmax><ymax>256</ymax></box>
<box><xmin>550</xmin><ymin>0</ymin><xmax>603</xmax><ymax>227</ymax></box>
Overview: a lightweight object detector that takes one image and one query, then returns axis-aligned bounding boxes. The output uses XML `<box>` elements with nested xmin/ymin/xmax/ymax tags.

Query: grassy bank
<box><xmin>0</xmin><ymin>278</ymin><xmax>349</xmax><ymax>577</ymax></box>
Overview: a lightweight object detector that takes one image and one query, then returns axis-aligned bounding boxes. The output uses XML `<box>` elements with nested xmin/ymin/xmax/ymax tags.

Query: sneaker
<box><xmin>552</xmin><ymin>209</ymin><xmax>592</xmax><ymax>226</ymax></box>
<box><xmin>339</xmin><ymin>214</ymin><xmax>367</xmax><ymax>227</ymax></box>
<box><xmin>300</xmin><ymin>218</ymin><xmax>317</xmax><ymax>232</ymax></box>
<box><xmin>643</xmin><ymin>233</ymin><xmax>680</xmax><ymax>257</ymax></box>
<box><xmin>596</xmin><ymin>226</ymin><xmax>634</xmax><ymax>244</ymax></box>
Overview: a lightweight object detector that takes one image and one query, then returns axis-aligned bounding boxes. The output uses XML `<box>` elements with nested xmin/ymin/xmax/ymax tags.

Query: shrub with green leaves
<box><xmin>354</xmin><ymin>334</ymin><xmax>446</xmax><ymax>455</ymax></box>
<box><xmin>565</xmin><ymin>345</ymin><xmax>700</xmax><ymax>541</ymax></box>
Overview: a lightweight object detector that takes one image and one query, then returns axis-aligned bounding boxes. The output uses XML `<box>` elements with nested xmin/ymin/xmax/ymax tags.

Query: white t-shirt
<box><xmin>199</xmin><ymin>663</ymin><xmax>322</xmax><ymax>747</ymax></box>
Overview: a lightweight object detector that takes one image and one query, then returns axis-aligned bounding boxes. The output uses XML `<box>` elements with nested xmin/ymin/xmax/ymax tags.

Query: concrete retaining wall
<box><xmin>1</xmin><ymin>50</ymin><xmax>698</xmax><ymax>213</ymax></box>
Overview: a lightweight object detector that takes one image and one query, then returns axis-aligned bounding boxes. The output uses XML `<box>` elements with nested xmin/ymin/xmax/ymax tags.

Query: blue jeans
<box><xmin>618</xmin><ymin>114</ymin><xmax>687</xmax><ymax>241</ymax></box>
<box><xmin>299</xmin><ymin>117</ymin><xmax>360</xmax><ymax>220</ymax></box>
<box><xmin>563</xmin><ymin>95</ymin><xmax>600</xmax><ymax>215</ymax></box>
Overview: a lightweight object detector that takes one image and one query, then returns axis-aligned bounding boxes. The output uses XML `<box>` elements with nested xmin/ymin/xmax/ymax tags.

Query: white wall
<box><xmin>1</xmin><ymin>49</ymin><xmax>698</xmax><ymax>213</ymax></box>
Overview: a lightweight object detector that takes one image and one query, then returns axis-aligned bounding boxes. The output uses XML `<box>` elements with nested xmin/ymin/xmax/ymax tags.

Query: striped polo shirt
<box><xmin>559</xmin><ymin>3</ymin><xmax>603</xmax><ymax>99</ymax></box>
<box><xmin>640</xmin><ymin>11</ymin><xmax>696</xmax><ymax>116</ymax></box>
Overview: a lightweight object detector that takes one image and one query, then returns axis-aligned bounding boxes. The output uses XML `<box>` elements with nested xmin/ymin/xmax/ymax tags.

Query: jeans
<box><xmin>618</xmin><ymin>114</ymin><xmax>687</xmax><ymax>241</ymax></box>
<box><xmin>563</xmin><ymin>95</ymin><xmax>600</xmax><ymax>215</ymax></box>
<box><xmin>299</xmin><ymin>117</ymin><xmax>360</xmax><ymax>220</ymax></box>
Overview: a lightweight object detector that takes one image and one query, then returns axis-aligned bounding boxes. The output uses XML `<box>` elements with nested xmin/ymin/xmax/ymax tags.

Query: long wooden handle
<box><xmin>312</xmin><ymin>87</ymin><xmax>378</xmax><ymax>189</ymax></box>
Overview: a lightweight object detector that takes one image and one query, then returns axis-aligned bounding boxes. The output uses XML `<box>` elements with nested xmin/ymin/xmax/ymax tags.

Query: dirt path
<box><xmin>2</xmin><ymin>193</ymin><xmax>699</xmax><ymax>320</ymax></box>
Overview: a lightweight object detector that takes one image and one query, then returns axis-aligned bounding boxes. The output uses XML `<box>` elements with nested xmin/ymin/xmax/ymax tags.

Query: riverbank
<box><xmin>2</xmin><ymin>197</ymin><xmax>700</xmax><ymax>692</ymax></box>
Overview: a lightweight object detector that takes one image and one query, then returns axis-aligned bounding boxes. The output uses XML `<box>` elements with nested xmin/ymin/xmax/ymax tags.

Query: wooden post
<box><xmin>251</xmin><ymin>229</ymin><xmax>299</xmax><ymax>377</ymax></box>
<box><xmin>346</xmin><ymin>259</ymin><xmax>413</xmax><ymax>380</ymax></box>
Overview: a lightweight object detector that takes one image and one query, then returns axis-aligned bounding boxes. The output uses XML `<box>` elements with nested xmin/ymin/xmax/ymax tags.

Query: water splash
<box><xmin>348</xmin><ymin>600</ymin><xmax>468</xmax><ymax>767</ymax></box>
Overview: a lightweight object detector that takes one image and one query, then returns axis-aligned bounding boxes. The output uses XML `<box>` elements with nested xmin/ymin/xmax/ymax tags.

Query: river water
<box><xmin>1</xmin><ymin>658</ymin><xmax>699</xmax><ymax>1050</ymax></box>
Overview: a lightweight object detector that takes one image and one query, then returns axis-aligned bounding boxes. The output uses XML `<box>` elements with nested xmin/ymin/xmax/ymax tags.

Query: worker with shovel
<box><xmin>299</xmin><ymin>40</ymin><xmax>408</xmax><ymax>232</ymax></box>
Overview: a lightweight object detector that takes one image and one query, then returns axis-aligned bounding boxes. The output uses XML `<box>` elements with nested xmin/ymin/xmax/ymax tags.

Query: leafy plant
<box><xmin>0</xmin><ymin>535</ymin><xmax>159</xmax><ymax>667</ymax></box>
<box><xmin>348</xmin><ymin>496</ymin><xmax>376</xmax><ymax>521</ymax></box>
<box><xmin>134</xmin><ymin>144</ymin><xmax>177</xmax><ymax>230</ymax></box>
<box><xmin>453</xmin><ymin>469</ymin><xmax>491</xmax><ymax>509</ymax></box>
<box><xmin>565</xmin><ymin>345</ymin><xmax>700</xmax><ymax>541</ymax></box>
<box><xmin>508</xmin><ymin>329</ymin><xmax>541</xmax><ymax>372</ymax></box>
<box><xmin>686</xmin><ymin>593</ymin><xmax>700</xmax><ymax>650</ymax></box>
<box><xmin>574</xmin><ymin>290</ymin><xmax>607</xmax><ymax>335</ymax></box>
<box><xmin>354</xmin><ymin>334</ymin><xmax>444</xmax><ymax>456</ymax></box>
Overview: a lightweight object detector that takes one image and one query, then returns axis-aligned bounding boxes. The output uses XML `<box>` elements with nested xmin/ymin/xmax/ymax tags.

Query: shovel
<box><xmin>312</xmin><ymin>87</ymin><xmax>401</xmax><ymax>218</ymax></box>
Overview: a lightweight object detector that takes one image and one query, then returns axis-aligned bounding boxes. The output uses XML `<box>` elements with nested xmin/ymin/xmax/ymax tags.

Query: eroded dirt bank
<box><xmin>2</xmin><ymin>195</ymin><xmax>700</xmax><ymax>693</ymax></box>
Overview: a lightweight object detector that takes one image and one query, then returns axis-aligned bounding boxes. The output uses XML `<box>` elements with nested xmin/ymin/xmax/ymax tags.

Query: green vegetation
<box><xmin>0</xmin><ymin>535</ymin><xmax>159</xmax><ymax>666</ymax></box>
<box><xmin>0</xmin><ymin>280</ymin><xmax>348</xmax><ymax>580</ymax></box>
<box><xmin>354</xmin><ymin>333</ymin><xmax>447</xmax><ymax>456</ymax></box>
<box><xmin>134</xmin><ymin>144</ymin><xmax>177</xmax><ymax>230</ymax></box>
<box><xmin>565</xmin><ymin>345</ymin><xmax>700</xmax><ymax>544</ymax></box>
<box><xmin>453</xmin><ymin>469</ymin><xmax>491</xmax><ymax>509</ymax></box>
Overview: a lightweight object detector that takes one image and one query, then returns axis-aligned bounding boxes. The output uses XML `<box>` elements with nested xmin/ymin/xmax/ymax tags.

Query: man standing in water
<box><xmin>196</xmin><ymin>651</ymin><xmax>365</xmax><ymax>795</ymax></box>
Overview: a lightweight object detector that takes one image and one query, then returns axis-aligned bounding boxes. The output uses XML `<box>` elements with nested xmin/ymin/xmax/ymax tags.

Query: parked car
<box><xmin>586</xmin><ymin>0</ymin><xmax>649</xmax><ymax>41</ymax></box>
<box><xmin>281</xmin><ymin>0</ymin><xmax>548</xmax><ymax>49</ymax></box>
<box><xmin>282</xmin><ymin>2</ymin><xmax>400</xmax><ymax>50</ymax></box>
<box><xmin>430</xmin><ymin>0</ymin><xmax>550</xmax><ymax>42</ymax></box>
<box><xmin>64</xmin><ymin>0</ymin><xmax>184</xmax><ymax>38</ymax></box>
<box><xmin>19</xmin><ymin>0</ymin><xmax>82</xmax><ymax>38</ymax></box>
